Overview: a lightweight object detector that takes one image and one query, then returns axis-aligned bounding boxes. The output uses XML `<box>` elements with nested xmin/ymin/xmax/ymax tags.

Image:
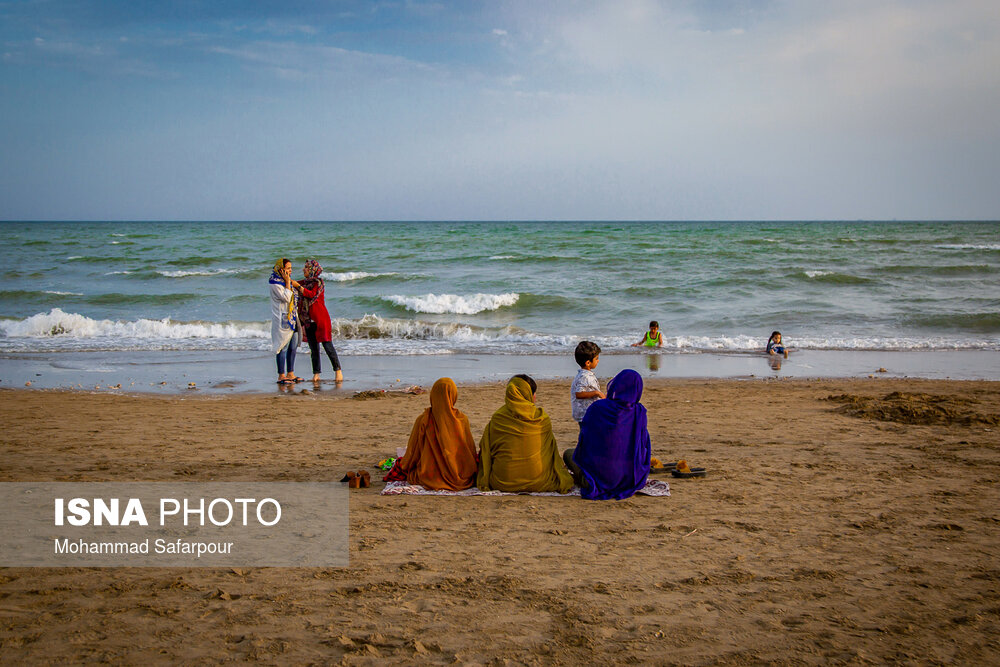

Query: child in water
<box><xmin>766</xmin><ymin>331</ymin><xmax>789</xmax><ymax>358</ymax></box>
<box><xmin>631</xmin><ymin>321</ymin><xmax>663</xmax><ymax>347</ymax></box>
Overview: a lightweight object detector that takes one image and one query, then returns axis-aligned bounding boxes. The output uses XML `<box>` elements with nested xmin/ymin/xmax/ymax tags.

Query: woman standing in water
<box><xmin>269</xmin><ymin>258</ymin><xmax>302</xmax><ymax>384</ymax></box>
<box><xmin>298</xmin><ymin>259</ymin><xmax>343</xmax><ymax>383</ymax></box>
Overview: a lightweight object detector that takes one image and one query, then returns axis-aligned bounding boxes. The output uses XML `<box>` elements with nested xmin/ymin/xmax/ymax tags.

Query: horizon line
<box><xmin>2</xmin><ymin>219</ymin><xmax>998</xmax><ymax>224</ymax></box>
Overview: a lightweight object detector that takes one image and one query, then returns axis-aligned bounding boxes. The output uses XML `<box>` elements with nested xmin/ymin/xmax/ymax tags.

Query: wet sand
<box><xmin>1</xmin><ymin>377</ymin><xmax>999</xmax><ymax>664</ymax></box>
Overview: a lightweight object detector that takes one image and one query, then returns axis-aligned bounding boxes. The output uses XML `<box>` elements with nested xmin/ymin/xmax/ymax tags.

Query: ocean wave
<box><xmin>68</xmin><ymin>256</ymin><xmax>116</xmax><ymax>263</ymax></box>
<box><xmin>84</xmin><ymin>292</ymin><xmax>201</xmax><ymax>306</ymax></box>
<box><xmin>0</xmin><ymin>308</ymin><xmax>267</xmax><ymax>341</ymax></box>
<box><xmin>331</xmin><ymin>314</ymin><xmax>566</xmax><ymax>343</ymax></box>
<box><xmin>879</xmin><ymin>264</ymin><xmax>995</xmax><ymax>276</ymax></box>
<box><xmin>164</xmin><ymin>257</ymin><xmax>220</xmax><ymax>267</ymax></box>
<box><xmin>1</xmin><ymin>289</ymin><xmax>85</xmax><ymax>304</ymax></box>
<box><xmin>904</xmin><ymin>312</ymin><xmax>1000</xmax><ymax>333</ymax></box>
<box><xmin>0</xmin><ymin>309</ymin><xmax>997</xmax><ymax>353</ymax></box>
<box><xmin>935</xmin><ymin>244</ymin><xmax>1000</xmax><ymax>251</ymax></box>
<box><xmin>795</xmin><ymin>270</ymin><xmax>873</xmax><ymax>285</ymax></box>
<box><xmin>501</xmin><ymin>254</ymin><xmax>592</xmax><ymax>264</ymax></box>
<box><xmin>324</xmin><ymin>271</ymin><xmax>402</xmax><ymax>283</ymax></box>
<box><xmin>157</xmin><ymin>268</ymin><xmax>243</xmax><ymax>278</ymax></box>
<box><xmin>380</xmin><ymin>293</ymin><xmax>520</xmax><ymax>314</ymax></box>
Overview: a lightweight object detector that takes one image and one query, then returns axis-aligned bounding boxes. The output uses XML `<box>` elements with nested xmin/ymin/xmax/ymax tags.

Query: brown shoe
<box><xmin>358</xmin><ymin>470</ymin><xmax>371</xmax><ymax>488</ymax></box>
<box><xmin>343</xmin><ymin>471</ymin><xmax>359</xmax><ymax>488</ymax></box>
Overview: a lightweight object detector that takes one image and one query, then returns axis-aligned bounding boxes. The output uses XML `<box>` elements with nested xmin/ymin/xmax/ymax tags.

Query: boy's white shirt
<box><xmin>570</xmin><ymin>368</ymin><xmax>600</xmax><ymax>422</ymax></box>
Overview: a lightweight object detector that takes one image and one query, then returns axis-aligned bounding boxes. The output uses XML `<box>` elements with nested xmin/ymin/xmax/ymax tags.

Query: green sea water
<box><xmin>1</xmin><ymin>221</ymin><xmax>997</xmax><ymax>354</ymax></box>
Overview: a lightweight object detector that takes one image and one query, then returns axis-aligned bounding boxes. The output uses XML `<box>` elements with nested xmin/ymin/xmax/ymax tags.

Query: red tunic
<box><xmin>298</xmin><ymin>280</ymin><xmax>333</xmax><ymax>343</ymax></box>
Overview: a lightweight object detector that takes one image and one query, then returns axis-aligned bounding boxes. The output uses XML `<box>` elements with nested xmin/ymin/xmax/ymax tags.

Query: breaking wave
<box><xmin>379</xmin><ymin>293</ymin><xmax>520</xmax><ymax>315</ymax></box>
<box><xmin>1</xmin><ymin>310</ymin><xmax>997</xmax><ymax>354</ymax></box>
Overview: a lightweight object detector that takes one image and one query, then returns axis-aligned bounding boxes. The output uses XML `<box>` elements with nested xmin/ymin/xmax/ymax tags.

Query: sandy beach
<box><xmin>1</xmin><ymin>377</ymin><xmax>999</xmax><ymax>664</ymax></box>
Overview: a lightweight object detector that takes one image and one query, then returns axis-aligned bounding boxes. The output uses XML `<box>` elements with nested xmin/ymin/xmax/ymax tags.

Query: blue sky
<box><xmin>1</xmin><ymin>0</ymin><xmax>998</xmax><ymax>220</ymax></box>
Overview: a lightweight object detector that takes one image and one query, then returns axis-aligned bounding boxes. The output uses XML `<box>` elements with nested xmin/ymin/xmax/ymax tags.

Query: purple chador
<box><xmin>572</xmin><ymin>369</ymin><xmax>651</xmax><ymax>500</ymax></box>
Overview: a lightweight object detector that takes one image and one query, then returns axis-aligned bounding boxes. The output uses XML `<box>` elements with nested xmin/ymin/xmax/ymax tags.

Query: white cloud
<box><xmin>208</xmin><ymin>40</ymin><xmax>440</xmax><ymax>81</ymax></box>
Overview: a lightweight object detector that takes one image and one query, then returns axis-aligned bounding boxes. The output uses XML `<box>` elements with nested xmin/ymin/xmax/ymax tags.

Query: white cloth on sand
<box><xmin>381</xmin><ymin>479</ymin><xmax>670</xmax><ymax>497</ymax></box>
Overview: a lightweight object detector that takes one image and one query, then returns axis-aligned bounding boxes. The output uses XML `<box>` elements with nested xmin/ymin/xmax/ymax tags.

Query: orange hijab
<box><xmin>395</xmin><ymin>378</ymin><xmax>478</xmax><ymax>491</ymax></box>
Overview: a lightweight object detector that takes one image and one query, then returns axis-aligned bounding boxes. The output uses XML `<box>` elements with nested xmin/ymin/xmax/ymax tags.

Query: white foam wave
<box><xmin>0</xmin><ymin>308</ymin><xmax>267</xmax><ymax>341</ymax></box>
<box><xmin>489</xmin><ymin>255</ymin><xmax>516</xmax><ymax>260</ymax></box>
<box><xmin>332</xmin><ymin>314</ymin><xmax>569</xmax><ymax>345</ymax></box>
<box><xmin>0</xmin><ymin>310</ymin><xmax>996</xmax><ymax>354</ymax></box>
<box><xmin>43</xmin><ymin>290</ymin><xmax>83</xmax><ymax>296</ymax></box>
<box><xmin>105</xmin><ymin>270</ymin><xmax>132</xmax><ymax>275</ymax></box>
<box><xmin>935</xmin><ymin>244</ymin><xmax>1000</xmax><ymax>251</ymax></box>
<box><xmin>67</xmin><ymin>256</ymin><xmax>83</xmax><ymax>260</ymax></box>
<box><xmin>324</xmin><ymin>271</ymin><xmax>398</xmax><ymax>282</ymax></box>
<box><xmin>158</xmin><ymin>268</ymin><xmax>241</xmax><ymax>278</ymax></box>
<box><xmin>383</xmin><ymin>293</ymin><xmax>519</xmax><ymax>314</ymax></box>
<box><xmin>804</xmin><ymin>270</ymin><xmax>832</xmax><ymax>278</ymax></box>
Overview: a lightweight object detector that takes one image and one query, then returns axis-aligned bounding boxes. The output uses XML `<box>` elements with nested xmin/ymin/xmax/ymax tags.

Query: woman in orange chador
<box><xmin>386</xmin><ymin>378</ymin><xmax>478</xmax><ymax>491</ymax></box>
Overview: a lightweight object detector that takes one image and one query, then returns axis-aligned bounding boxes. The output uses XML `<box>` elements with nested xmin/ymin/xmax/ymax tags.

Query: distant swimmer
<box><xmin>631</xmin><ymin>320</ymin><xmax>663</xmax><ymax>348</ymax></box>
<box><xmin>766</xmin><ymin>331</ymin><xmax>789</xmax><ymax>358</ymax></box>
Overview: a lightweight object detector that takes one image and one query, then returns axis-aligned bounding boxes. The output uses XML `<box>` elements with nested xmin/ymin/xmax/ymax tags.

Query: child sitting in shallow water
<box><xmin>631</xmin><ymin>320</ymin><xmax>664</xmax><ymax>348</ymax></box>
<box><xmin>766</xmin><ymin>331</ymin><xmax>789</xmax><ymax>358</ymax></box>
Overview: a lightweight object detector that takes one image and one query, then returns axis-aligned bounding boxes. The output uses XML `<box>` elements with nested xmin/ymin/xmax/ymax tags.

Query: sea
<box><xmin>1</xmin><ymin>221</ymin><xmax>998</xmax><ymax>388</ymax></box>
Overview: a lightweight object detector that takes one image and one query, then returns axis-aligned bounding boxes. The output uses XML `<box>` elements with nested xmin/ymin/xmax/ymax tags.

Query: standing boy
<box><xmin>571</xmin><ymin>341</ymin><xmax>605</xmax><ymax>424</ymax></box>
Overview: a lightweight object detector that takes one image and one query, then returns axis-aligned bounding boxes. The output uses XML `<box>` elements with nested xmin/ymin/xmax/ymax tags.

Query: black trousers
<box><xmin>305</xmin><ymin>322</ymin><xmax>341</xmax><ymax>374</ymax></box>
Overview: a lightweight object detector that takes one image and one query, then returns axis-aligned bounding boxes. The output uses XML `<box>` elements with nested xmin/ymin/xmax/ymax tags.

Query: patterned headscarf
<box><xmin>298</xmin><ymin>259</ymin><xmax>325</xmax><ymax>322</ymax></box>
<box><xmin>303</xmin><ymin>259</ymin><xmax>323</xmax><ymax>279</ymax></box>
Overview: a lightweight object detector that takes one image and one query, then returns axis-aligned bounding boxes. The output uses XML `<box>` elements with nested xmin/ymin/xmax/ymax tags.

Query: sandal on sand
<box><xmin>341</xmin><ymin>471</ymin><xmax>360</xmax><ymax>488</ymax></box>
<box><xmin>290</xmin><ymin>376</ymin><xmax>305</xmax><ymax>383</ymax></box>
<box><xmin>277</xmin><ymin>379</ymin><xmax>293</xmax><ymax>385</ymax></box>
<box><xmin>357</xmin><ymin>470</ymin><xmax>371</xmax><ymax>488</ymax></box>
<box><xmin>671</xmin><ymin>459</ymin><xmax>707</xmax><ymax>478</ymax></box>
<box><xmin>649</xmin><ymin>457</ymin><xmax>677</xmax><ymax>472</ymax></box>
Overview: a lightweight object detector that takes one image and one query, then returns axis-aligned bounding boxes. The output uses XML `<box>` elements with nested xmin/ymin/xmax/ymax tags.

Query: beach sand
<box><xmin>1</xmin><ymin>378</ymin><xmax>999</xmax><ymax>664</ymax></box>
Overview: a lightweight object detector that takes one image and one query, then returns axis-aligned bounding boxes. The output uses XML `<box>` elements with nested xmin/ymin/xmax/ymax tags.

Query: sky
<box><xmin>1</xmin><ymin>0</ymin><xmax>998</xmax><ymax>221</ymax></box>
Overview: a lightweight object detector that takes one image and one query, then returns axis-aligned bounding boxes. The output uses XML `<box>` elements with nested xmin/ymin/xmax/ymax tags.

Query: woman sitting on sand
<box><xmin>386</xmin><ymin>377</ymin><xmax>478</xmax><ymax>491</ymax></box>
<box><xmin>477</xmin><ymin>375</ymin><xmax>574</xmax><ymax>493</ymax></box>
<box><xmin>563</xmin><ymin>369</ymin><xmax>651</xmax><ymax>500</ymax></box>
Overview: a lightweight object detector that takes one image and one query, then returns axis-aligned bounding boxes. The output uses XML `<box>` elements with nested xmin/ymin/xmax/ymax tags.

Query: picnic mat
<box><xmin>380</xmin><ymin>479</ymin><xmax>670</xmax><ymax>497</ymax></box>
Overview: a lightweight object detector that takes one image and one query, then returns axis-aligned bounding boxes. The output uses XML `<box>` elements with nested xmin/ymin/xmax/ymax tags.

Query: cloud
<box><xmin>17</xmin><ymin>35</ymin><xmax>172</xmax><ymax>78</ymax></box>
<box><xmin>207</xmin><ymin>40</ymin><xmax>440</xmax><ymax>81</ymax></box>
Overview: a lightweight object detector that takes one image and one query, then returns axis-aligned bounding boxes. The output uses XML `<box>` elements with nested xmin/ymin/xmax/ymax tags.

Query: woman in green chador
<box><xmin>476</xmin><ymin>375</ymin><xmax>574</xmax><ymax>494</ymax></box>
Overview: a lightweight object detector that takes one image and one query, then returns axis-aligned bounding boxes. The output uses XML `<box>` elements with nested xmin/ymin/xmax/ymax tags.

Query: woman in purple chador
<box><xmin>564</xmin><ymin>369</ymin><xmax>651</xmax><ymax>500</ymax></box>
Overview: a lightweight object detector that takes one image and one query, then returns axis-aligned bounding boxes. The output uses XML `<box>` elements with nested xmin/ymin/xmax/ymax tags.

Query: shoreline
<box><xmin>2</xmin><ymin>348</ymin><xmax>998</xmax><ymax>395</ymax></box>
